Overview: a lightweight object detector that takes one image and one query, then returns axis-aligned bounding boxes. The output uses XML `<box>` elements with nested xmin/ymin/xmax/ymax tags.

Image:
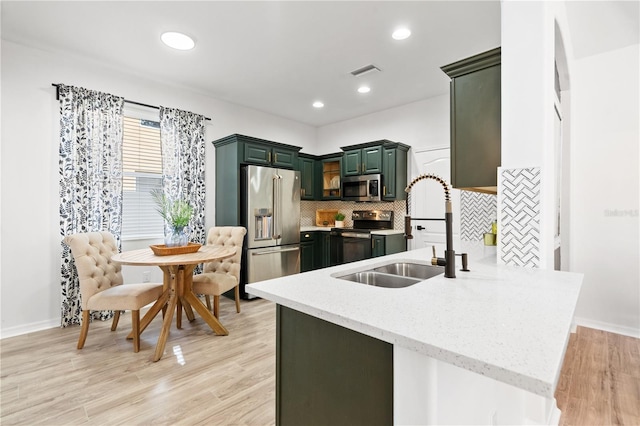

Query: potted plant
<box><xmin>335</xmin><ymin>212</ymin><xmax>346</xmax><ymax>228</ymax></box>
<box><xmin>152</xmin><ymin>190</ymin><xmax>194</xmax><ymax>247</ymax></box>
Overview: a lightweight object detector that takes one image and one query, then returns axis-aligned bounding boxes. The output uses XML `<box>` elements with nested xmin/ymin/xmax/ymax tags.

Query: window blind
<box><xmin>122</xmin><ymin>116</ymin><xmax>164</xmax><ymax>239</ymax></box>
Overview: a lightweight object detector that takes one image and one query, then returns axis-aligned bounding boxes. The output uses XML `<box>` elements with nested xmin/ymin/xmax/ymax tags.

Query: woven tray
<box><xmin>316</xmin><ymin>209</ymin><xmax>338</xmax><ymax>227</ymax></box>
<box><xmin>150</xmin><ymin>242</ymin><xmax>202</xmax><ymax>256</ymax></box>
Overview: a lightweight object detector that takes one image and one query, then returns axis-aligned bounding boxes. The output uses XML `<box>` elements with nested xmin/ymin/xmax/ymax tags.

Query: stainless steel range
<box><xmin>329</xmin><ymin>210</ymin><xmax>393</xmax><ymax>266</ymax></box>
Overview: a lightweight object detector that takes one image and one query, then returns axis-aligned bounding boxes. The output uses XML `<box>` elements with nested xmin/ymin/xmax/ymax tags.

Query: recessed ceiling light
<box><xmin>161</xmin><ymin>32</ymin><xmax>195</xmax><ymax>50</ymax></box>
<box><xmin>358</xmin><ymin>86</ymin><xmax>371</xmax><ymax>94</ymax></box>
<box><xmin>312</xmin><ymin>101</ymin><xmax>324</xmax><ymax>108</ymax></box>
<box><xmin>392</xmin><ymin>27</ymin><xmax>411</xmax><ymax>40</ymax></box>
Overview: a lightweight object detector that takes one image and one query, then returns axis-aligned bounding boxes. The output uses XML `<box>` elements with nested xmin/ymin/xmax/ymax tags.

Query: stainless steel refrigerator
<box><xmin>240</xmin><ymin>165</ymin><xmax>300</xmax><ymax>299</ymax></box>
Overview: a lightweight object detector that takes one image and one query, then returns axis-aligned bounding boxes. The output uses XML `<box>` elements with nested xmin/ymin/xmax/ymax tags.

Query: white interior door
<box><xmin>408</xmin><ymin>148</ymin><xmax>460</xmax><ymax>254</ymax></box>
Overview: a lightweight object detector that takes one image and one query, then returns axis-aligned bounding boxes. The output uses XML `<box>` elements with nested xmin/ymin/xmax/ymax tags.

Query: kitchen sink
<box><xmin>373</xmin><ymin>262</ymin><xmax>444</xmax><ymax>280</ymax></box>
<box><xmin>333</xmin><ymin>261</ymin><xmax>444</xmax><ymax>288</ymax></box>
<box><xmin>336</xmin><ymin>271</ymin><xmax>421</xmax><ymax>288</ymax></box>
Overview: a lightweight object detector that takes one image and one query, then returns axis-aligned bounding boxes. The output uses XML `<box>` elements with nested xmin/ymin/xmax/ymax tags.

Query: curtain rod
<box><xmin>51</xmin><ymin>83</ymin><xmax>211</xmax><ymax>121</ymax></box>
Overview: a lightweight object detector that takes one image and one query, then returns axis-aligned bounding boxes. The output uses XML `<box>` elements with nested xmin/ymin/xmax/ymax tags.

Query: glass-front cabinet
<box><xmin>319</xmin><ymin>154</ymin><xmax>342</xmax><ymax>200</ymax></box>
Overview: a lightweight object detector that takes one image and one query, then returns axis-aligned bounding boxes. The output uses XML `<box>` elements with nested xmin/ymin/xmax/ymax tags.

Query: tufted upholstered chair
<box><xmin>192</xmin><ymin>226</ymin><xmax>247</xmax><ymax>319</ymax></box>
<box><xmin>63</xmin><ymin>231</ymin><xmax>163</xmax><ymax>353</ymax></box>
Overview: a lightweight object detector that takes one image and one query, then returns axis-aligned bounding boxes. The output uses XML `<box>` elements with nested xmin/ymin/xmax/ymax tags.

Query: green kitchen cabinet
<box><xmin>300</xmin><ymin>231</ymin><xmax>331</xmax><ymax>271</ymax></box>
<box><xmin>372</xmin><ymin>233</ymin><xmax>407</xmax><ymax>258</ymax></box>
<box><xmin>243</xmin><ymin>139</ymin><xmax>298</xmax><ymax>169</ymax></box>
<box><xmin>317</xmin><ymin>231</ymin><xmax>331</xmax><ymax>269</ymax></box>
<box><xmin>382</xmin><ymin>142</ymin><xmax>410</xmax><ymax>201</ymax></box>
<box><xmin>300</xmin><ymin>232</ymin><xmax>316</xmax><ymax>273</ymax></box>
<box><xmin>341</xmin><ymin>143</ymin><xmax>383</xmax><ymax>176</ymax></box>
<box><xmin>212</xmin><ymin>134</ymin><xmax>301</xmax><ymax>226</ymax></box>
<box><xmin>277</xmin><ymin>305</ymin><xmax>393</xmax><ymax>425</ymax></box>
<box><xmin>318</xmin><ymin>153</ymin><xmax>342</xmax><ymax>200</ymax></box>
<box><xmin>441</xmin><ymin>47</ymin><xmax>501</xmax><ymax>194</ymax></box>
<box><xmin>298</xmin><ymin>154</ymin><xmax>316</xmax><ymax>200</ymax></box>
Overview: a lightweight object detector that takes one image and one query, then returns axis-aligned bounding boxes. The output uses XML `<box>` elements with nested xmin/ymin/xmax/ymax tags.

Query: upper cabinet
<box><xmin>441</xmin><ymin>47</ymin><xmax>501</xmax><ymax>194</ymax></box>
<box><xmin>342</xmin><ymin>144</ymin><xmax>383</xmax><ymax>176</ymax></box>
<box><xmin>298</xmin><ymin>153</ymin><xmax>316</xmax><ymax>200</ymax></box>
<box><xmin>318</xmin><ymin>153</ymin><xmax>342</xmax><ymax>200</ymax></box>
<box><xmin>341</xmin><ymin>140</ymin><xmax>409</xmax><ymax>201</ymax></box>
<box><xmin>212</xmin><ymin>134</ymin><xmax>301</xmax><ymax>225</ymax></box>
<box><xmin>242</xmin><ymin>138</ymin><xmax>298</xmax><ymax>169</ymax></box>
<box><xmin>382</xmin><ymin>142</ymin><xmax>409</xmax><ymax>201</ymax></box>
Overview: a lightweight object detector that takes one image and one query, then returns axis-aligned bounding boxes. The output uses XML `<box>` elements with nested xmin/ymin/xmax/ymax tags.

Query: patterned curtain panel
<box><xmin>159</xmin><ymin>107</ymin><xmax>207</xmax><ymax>262</ymax></box>
<box><xmin>58</xmin><ymin>84</ymin><xmax>125</xmax><ymax>327</ymax></box>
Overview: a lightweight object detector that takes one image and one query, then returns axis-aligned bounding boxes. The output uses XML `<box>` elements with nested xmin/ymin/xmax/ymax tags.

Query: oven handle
<box><xmin>339</xmin><ymin>232</ymin><xmax>371</xmax><ymax>239</ymax></box>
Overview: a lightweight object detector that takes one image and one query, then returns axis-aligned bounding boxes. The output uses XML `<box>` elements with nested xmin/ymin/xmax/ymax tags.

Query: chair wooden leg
<box><xmin>213</xmin><ymin>295</ymin><xmax>220</xmax><ymax>319</ymax></box>
<box><xmin>234</xmin><ymin>285</ymin><xmax>241</xmax><ymax>313</ymax></box>
<box><xmin>205</xmin><ymin>295</ymin><xmax>212</xmax><ymax>311</ymax></box>
<box><xmin>77</xmin><ymin>310</ymin><xmax>90</xmax><ymax>349</ymax></box>
<box><xmin>132</xmin><ymin>310</ymin><xmax>140</xmax><ymax>353</ymax></box>
<box><xmin>110</xmin><ymin>310</ymin><xmax>121</xmax><ymax>331</ymax></box>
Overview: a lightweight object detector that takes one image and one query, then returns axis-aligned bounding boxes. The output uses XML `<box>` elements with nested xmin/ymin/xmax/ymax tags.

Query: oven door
<box><xmin>330</xmin><ymin>231</ymin><xmax>372</xmax><ymax>266</ymax></box>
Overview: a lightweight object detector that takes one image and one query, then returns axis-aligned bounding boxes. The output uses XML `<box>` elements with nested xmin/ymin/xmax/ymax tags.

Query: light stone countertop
<box><xmin>247</xmin><ymin>246</ymin><xmax>583</xmax><ymax>398</ymax></box>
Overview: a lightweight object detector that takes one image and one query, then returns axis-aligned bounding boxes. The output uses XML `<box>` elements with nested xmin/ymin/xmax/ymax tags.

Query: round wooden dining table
<box><xmin>111</xmin><ymin>245</ymin><xmax>236</xmax><ymax>361</ymax></box>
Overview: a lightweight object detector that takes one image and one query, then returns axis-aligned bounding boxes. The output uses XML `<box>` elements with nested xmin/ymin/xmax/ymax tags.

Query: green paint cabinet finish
<box><xmin>300</xmin><ymin>231</ymin><xmax>331</xmax><ymax>271</ymax></box>
<box><xmin>298</xmin><ymin>154</ymin><xmax>316</xmax><ymax>200</ymax></box>
<box><xmin>244</xmin><ymin>140</ymin><xmax>298</xmax><ymax>169</ymax></box>
<box><xmin>318</xmin><ymin>154</ymin><xmax>342</xmax><ymax>200</ymax></box>
<box><xmin>441</xmin><ymin>47</ymin><xmax>501</xmax><ymax>194</ymax></box>
<box><xmin>341</xmin><ymin>140</ymin><xmax>408</xmax><ymax>200</ymax></box>
<box><xmin>372</xmin><ymin>233</ymin><xmax>406</xmax><ymax>258</ymax></box>
<box><xmin>342</xmin><ymin>145</ymin><xmax>382</xmax><ymax>176</ymax></box>
<box><xmin>276</xmin><ymin>305</ymin><xmax>393</xmax><ymax>426</ymax></box>
<box><xmin>382</xmin><ymin>142</ymin><xmax>409</xmax><ymax>201</ymax></box>
<box><xmin>212</xmin><ymin>134</ymin><xmax>301</xmax><ymax>225</ymax></box>
<box><xmin>300</xmin><ymin>232</ymin><xmax>316</xmax><ymax>272</ymax></box>
<box><xmin>372</xmin><ymin>235</ymin><xmax>385</xmax><ymax>258</ymax></box>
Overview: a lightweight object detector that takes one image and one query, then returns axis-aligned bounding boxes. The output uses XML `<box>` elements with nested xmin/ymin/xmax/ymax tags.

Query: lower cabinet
<box><xmin>302</xmin><ymin>231</ymin><xmax>406</xmax><ymax>271</ymax></box>
<box><xmin>300</xmin><ymin>232</ymin><xmax>316</xmax><ymax>273</ymax></box>
<box><xmin>276</xmin><ymin>305</ymin><xmax>393</xmax><ymax>425</ymax></box>
<box><xmin>300</xmin><ymin>231</ymin><xmax>331</xmax><ymax>272</ymax></box>
<box><xmin>372</xmin><ymin>233</ymin><xmax>407</xmax><ymax>258</ymax></box>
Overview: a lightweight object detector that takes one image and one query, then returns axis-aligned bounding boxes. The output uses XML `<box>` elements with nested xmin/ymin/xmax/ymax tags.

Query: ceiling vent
<box><xmin>350</xmin><ymin>64</ymin><xmax>381</xmax><ymax>77</ymax></box>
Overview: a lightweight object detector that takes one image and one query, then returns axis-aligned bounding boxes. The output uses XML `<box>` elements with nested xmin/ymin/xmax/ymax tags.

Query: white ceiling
<box><xmin>2</xmin><ymin>1</ymin><xmax>637</xmax><ymax>127</ymax></box>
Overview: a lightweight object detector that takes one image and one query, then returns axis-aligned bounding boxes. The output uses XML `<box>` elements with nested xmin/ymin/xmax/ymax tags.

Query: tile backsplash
<box><xmin>460</xmin><ymin>190</ymin><xmax>497</xmax><ymax>241</ymax></box>
<box><xmin>302</xmin><ymin>192</ymin><xmax>497</xmax><ymax>242</ymax></box>
<box><xmin>301</xmin><ymin>200</ymin><xmax>406</xmax><ymax>230</ymax></box>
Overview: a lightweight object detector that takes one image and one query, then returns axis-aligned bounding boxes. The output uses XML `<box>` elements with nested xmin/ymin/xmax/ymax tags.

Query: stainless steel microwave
<box><xmin>341</xmin><ymin>174</ymin><xmax>382</xmax><ymax>202</ymax></box>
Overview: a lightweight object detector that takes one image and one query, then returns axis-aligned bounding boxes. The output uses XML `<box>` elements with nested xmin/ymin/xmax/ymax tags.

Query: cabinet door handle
<box><xmin>268</xmin><ymin>152</ymin><xmax>272</xmax><ymax>163</ymax></box>
<box><xmin>383</xmin><ymin>186</ymin><xmax>386</xmax><ymax>196</ymax></box>
<box><xmin>275</xmin><ymin>153</ymin><xmax>278</xmax><ymax>163</ymax></box>
<box><xmin>362</xmin><ymin>162</ymin><xmax>366</xmax><ymax>173</ymax></box>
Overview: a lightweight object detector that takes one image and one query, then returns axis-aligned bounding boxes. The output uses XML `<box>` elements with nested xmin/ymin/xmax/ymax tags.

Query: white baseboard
<box><xmin>573</xmin><ymin>316</ymin><xmax>640</xmax><ymax>339</ymax></box>
<box><xmin>0</xmin><ymin>318</ymin><xmax>60</xmax><ymax>340</ymax></box>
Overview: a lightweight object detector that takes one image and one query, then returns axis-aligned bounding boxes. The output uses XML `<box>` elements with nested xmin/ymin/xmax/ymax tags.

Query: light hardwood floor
<box><xmin>1</xmin><ymin>297</ymin><xmax>639</xmax><ymax>425</ymax></box>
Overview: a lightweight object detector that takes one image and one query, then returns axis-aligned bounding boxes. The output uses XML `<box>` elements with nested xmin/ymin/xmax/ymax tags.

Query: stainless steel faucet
<box><xmin>404</xmin><ymin>173</ymin><xmax>468</xmax><ymax>278</ymax></box>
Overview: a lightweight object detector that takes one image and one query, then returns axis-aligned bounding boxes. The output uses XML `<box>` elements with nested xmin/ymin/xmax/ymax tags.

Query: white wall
<box><xmin>317</xmin><ymin>94</ymin><xmax>450</xmax><ymax>167</ymax></box>
<box><xmin>501</xmin><ymin>1</ymin><xmax>639</xmax><ymax>336</ymax></box>
<box><xmin>0</xmin><ymin>40</ymin><xmax>316</xmax><ymax>337</ymax></box>
<box><xmin>569</xmin><ymin>44</ymin><xmax>639</xmax><ymax>335</ymax></box>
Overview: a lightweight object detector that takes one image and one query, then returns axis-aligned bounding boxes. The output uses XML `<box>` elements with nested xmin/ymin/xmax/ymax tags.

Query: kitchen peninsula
<box><xmin>247</xmin><ymin>246</ymin><xmax>583</xmax><ymax>425</ymax></box>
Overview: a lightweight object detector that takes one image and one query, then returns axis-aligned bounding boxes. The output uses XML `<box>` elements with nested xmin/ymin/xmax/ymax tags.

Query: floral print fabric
<box><xmin>159</xmin><ymin>107</ymin><xmax>207</xmax><ymax>272</ymax></box>
<box><xmin>58</xmin><ymin>84</ymin><xmax>125</xmax><ymax>327</ymax></box>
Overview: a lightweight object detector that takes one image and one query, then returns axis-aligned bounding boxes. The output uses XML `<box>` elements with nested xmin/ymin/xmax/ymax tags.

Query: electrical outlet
<box><xmin>142</xmin><ymin>271</ymin><xmax>150</xmax><ymax>283</ymax></box>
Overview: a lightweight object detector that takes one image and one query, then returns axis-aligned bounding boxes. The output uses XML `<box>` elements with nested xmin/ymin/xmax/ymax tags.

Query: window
<box><xmin>122</xmin><ymin>116</ymin><xmax>164</xmax><ymax>239</ymax></box>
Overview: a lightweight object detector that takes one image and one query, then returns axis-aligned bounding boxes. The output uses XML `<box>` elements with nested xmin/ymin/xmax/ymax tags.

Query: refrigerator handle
<box><xmin>272</xmin><ymin>174</ymin><xmax>282</xmax><ymax>240</ymax></box>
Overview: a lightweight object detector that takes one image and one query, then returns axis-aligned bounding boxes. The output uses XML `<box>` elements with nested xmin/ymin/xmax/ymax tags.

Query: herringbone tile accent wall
<box><xmin>460</xmin><ymin>191</ymin><xmax>497</xmax><ymax>241</ymax></box>
<box><xmin>499</xmin><ymin>167</ymin><xmax>541</xmax><ymax>267</ymax></box>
